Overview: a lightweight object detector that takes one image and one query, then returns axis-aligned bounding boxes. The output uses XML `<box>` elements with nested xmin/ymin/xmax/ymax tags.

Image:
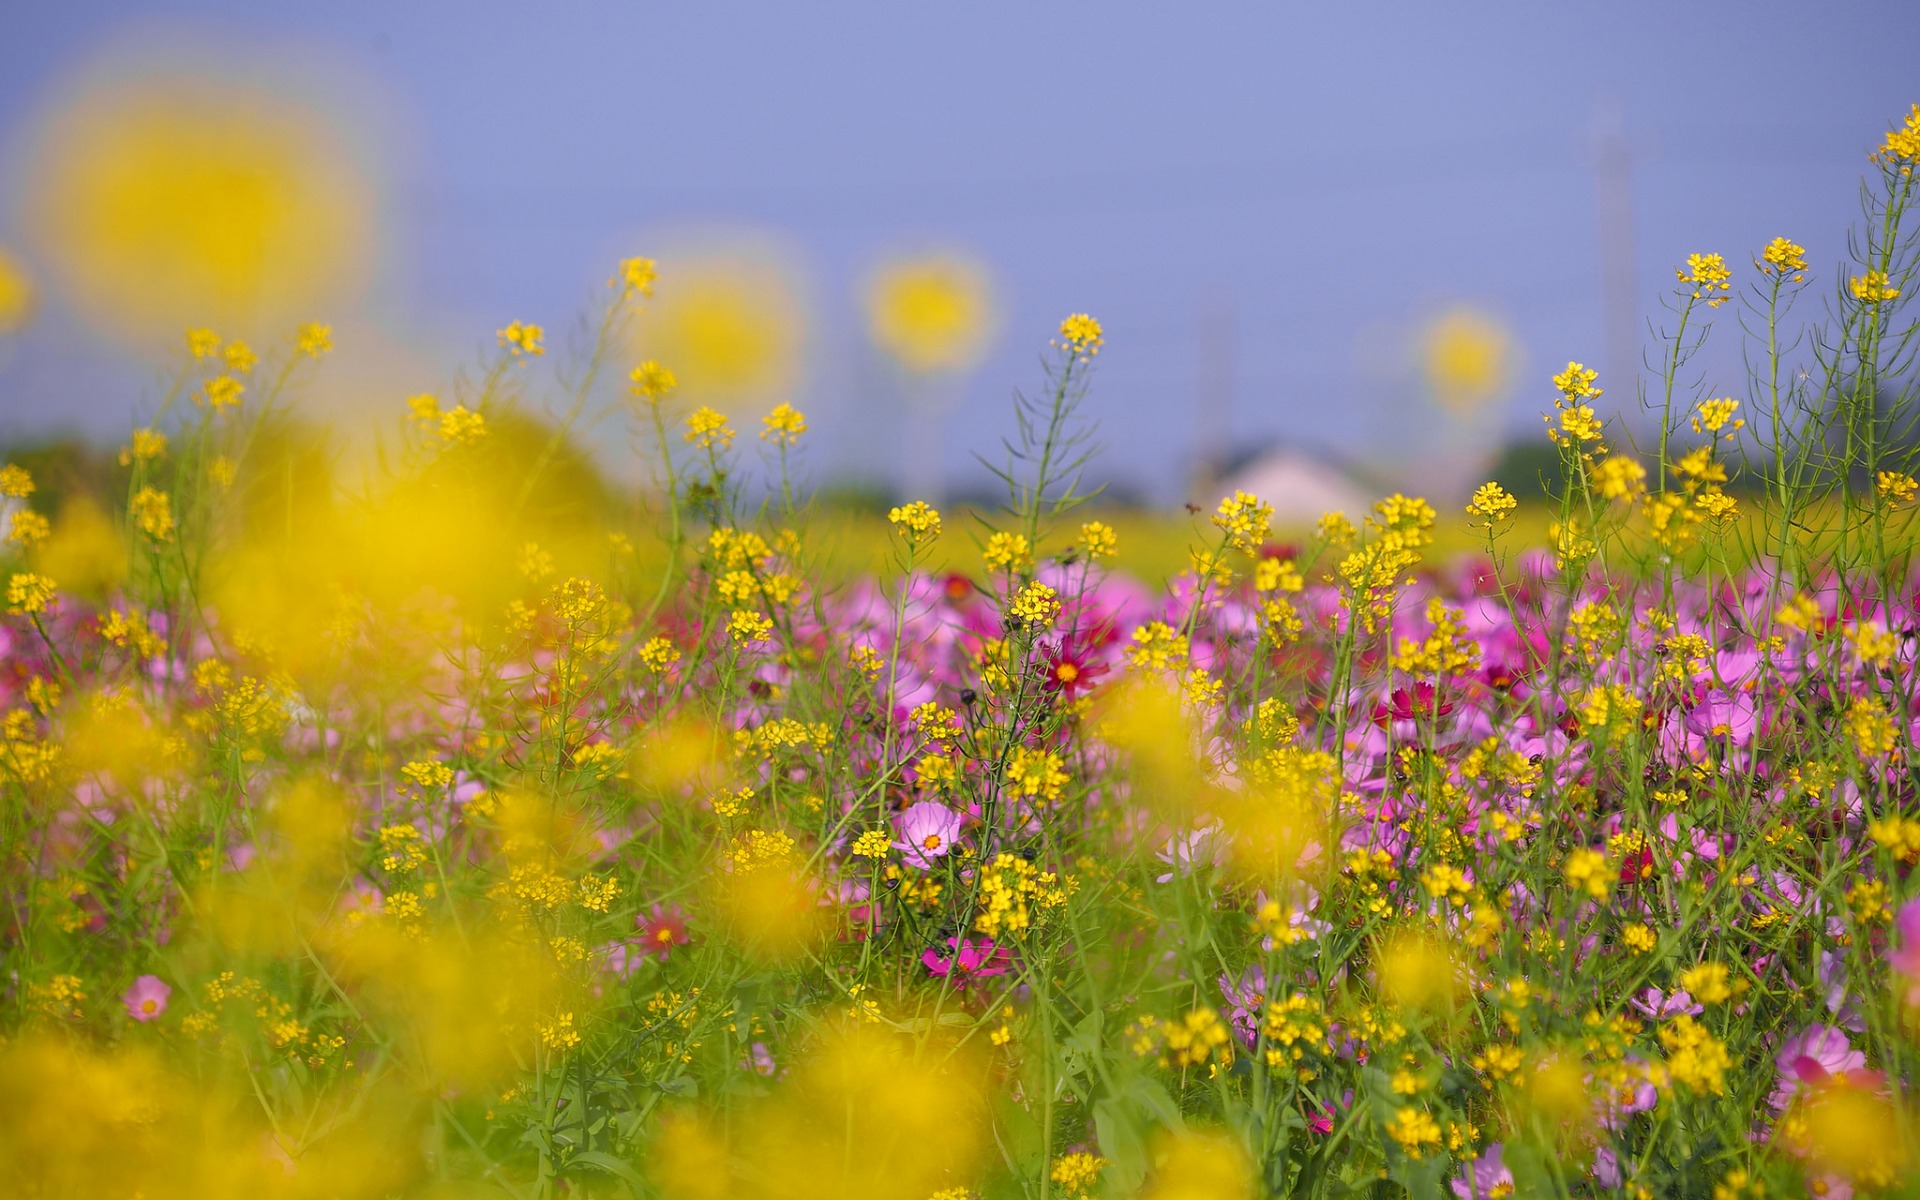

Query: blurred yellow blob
<box><xmin>1377</xmin><ymin>929</ymin><xmax>1469</xmax><ymax>1016</ymax></box>
<box><xmin>31</xmin><ymin>495</ymin><xmax>127</xmax><ymax>600</ymax></box>
<box><xmin>0</xmin><ymin>245</ymin><xmax>34</xmax><ymax>333</ymax></box>
<box><xmin>635</xmin><ymin>247</ymin><xmax>805</xmax><ymax>413</ymax></box>
<box><xmin>1142</xmin><ymin>1127</ymin><xmax>1255</xmax><ymax>1200</ymax></box>
<box><xmin>24</xmin><ymin>75</ymin><xmax>374</xmax><ymax>345</ymax></box>
<box><xmin>713</xmin><ymin>862</ymin><xmax>830</xmax><ymax>963</ymax></box>
<box><xmin>1208</xmin><ymin>773</ymin><xmax>1328</xmax><ymax>884</ymax></box>
<box><xmin>0</xmin><ymin>1033</ymin><xmax>424</xmax><ymax>1198</ymax></box>
<box><xmin>208</xmin><ymin>479</ymin><xmax>524</xmax><ymax>684</ymax></box>
<box><xmin>866</xmin><ymin>252</ymin><xmax>996</xmax><ymax>374</ymax></box>
<box><xmin>325</xmin><ymin>918</ymin><xmax>562</xmax><ymax>1091</ymax></box>
<box><xmin>632</xmin><ymin>713</ymin><xmax>733</xmax><ymax>803</ymax></box>
<box><xmin>61</xmin><ymin>690</ymin><xmax>187</xmax><ymax>795</ymax></box>
<box><xmin>1522</xmin><ymin>1053</ymin><xmax>1594</xmax><ymax>1135</ymax></box>
<box><xmin>1800</xmin><ymin>1083</ymin><xmax>1911</xmax><ymax>1189</ymax></box>
<box><xmin>1421</xmin><ymin>306</ymin><xmax>1514</xmax><ymax>414</ymax></box>
<box><xmin>1095</xmin><ymin>677</ymin><xmax>1211</xmax><ymax>821</ymax></box>
<box><xmin>648</xmin><ymin>1112</ymin><xmax>735</xmax><ymax>1200</ymax></box>
<box><xmin>726</xmin><ymin>1025</ymin><xmax>986</xmax><ymax>1200</ymax></box>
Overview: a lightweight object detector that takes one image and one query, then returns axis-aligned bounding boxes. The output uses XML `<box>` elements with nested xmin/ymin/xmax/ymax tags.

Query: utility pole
<box><xmin>1193</xmin><ymin>289</ymin><xmax>1235</xmax><ymax>503</ymax></box>
<box><xmin>1592</xmin><ymin>94</ymin><xmax>1638</xmax><ymax>407</ymax></box>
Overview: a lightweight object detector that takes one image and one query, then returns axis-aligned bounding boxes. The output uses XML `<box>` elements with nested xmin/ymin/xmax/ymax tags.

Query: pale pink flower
<box><xmin>893</xmin><ymin>801</ymin><xmax>965</xmax><ymax>867</ymax></box>
<box><xmin>123</xmin><ymin>974</ymin><xmax>171</xmax><ymax>1022</ymax></box>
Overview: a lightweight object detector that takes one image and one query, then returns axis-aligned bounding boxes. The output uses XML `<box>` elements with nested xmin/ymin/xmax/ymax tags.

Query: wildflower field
<box><xmin>6</xmin><ymin>107</ymin><xmax>1920</xmax><ymax>1200</ymax></box>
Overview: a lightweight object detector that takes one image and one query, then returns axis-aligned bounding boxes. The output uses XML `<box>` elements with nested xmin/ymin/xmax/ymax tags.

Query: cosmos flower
<box><xmin>636</xmin><ymin>903</ymin><xmax>692</xmax><ymax>960</ymax></box>
<box><xmin>1890</xmin><ymin>898</ymin><xmax>1920</xmax><ymax>1007</ymax></box>
<box><xmin>1770</xmin><ymin>1025</ymin><xmax>1868</xmax><ymax>1110</ymax></box>
<box><xmin>123</xmin><ymin>974</ymin><xmax>170</xmax><ymax>1022</ymax></box>
<box><xmin>921</xmin><ymin>936</ymin><xmax>1010</xmax><ymax>983</ymax></box>
<box><xmin>893</xmin><ymin>801</ymin><xmax>965</xmax><ymax>867</ymax></box>
<box><xmin>1450</xmin><ymin>1144</ymin><xmax>1514</xmax><ymax>1199</ymax></box>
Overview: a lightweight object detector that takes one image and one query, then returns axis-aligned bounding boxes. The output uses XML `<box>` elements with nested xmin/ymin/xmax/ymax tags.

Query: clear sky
<box><xmin>2</xmin><ymin>1</ymin><xmax>1917</xmax><ymax>504</ymax></box>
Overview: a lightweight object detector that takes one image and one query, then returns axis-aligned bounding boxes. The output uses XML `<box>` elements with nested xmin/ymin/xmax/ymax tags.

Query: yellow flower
<box><xmin>1562</xmin><ymin>847</ymin><xmax>1613</xmax><ymax>901</ymax></box>
<box><xmin>1659</xmin><ymin>1015</ymin><xmax>1730</xmax><ymax>1094</ymax></box>
<box><xmin>685</xmin><ymin>406</ymin><xmax>735</xmax><ymax>451</ymax></box>
<box><xmin>759</xmin><ymin>403</ymin><xmax>808</xmax><ymax>447</ymax></box>
<box><xmin>1212</xmin><ymin>489</ymin><xmax>1273</xmax><ymax>553</ymax></box>
<box><xmin>1077</xmin><ymin>520</ymin><xmax>1118</xmax><ymax>561</ymax></box>
<box><xmin>1057</xmin><ymin>312</ymin><xmax>1103</xmax><ymax>356</ymax></box>
<box><xmin>539</xmin><ymin>1012</ymin><xmax>582</xmax><ymax>1051</ymax></box>
<box><xmin>729</xmin><ymin>609</ymin><xmax>773</xmax><ymax>644</ymax></box>
<box><xmin>6</xmin><ymin>572</ymin><xmax>57</xmax><ymax>615</ymax></box>
<box><xmin>851</xmin><ymin>830</ymin><xmax>891</xmax><ymax>859</ymax></box>
<box><xmin>1589</xmin><ymin>455</ymin><xmax>1647</xmax><ymax>501</ymax></box>
<box><xmin>616</xmin><ymin>256</ymin><xmax>658</xmax><ymax>296</ymax></box>
<box><xmin>1465</xmin><ymin>481</ymin><xmax>1517</xmax><ymax>524</ymax></box>
<box><xmin>1547</xmin><ymin>404</ymin><xmax>1604</xmax><ymax>446</ymax></box>
<box><xmin>1551</xmin><ymin>361</ymin><xmax>1602</xmax><ymax>402</ymax></box>
<box><xmin>1848</xmin><ymin>695</ymin><xmax>1898</xmax><ymax>758</ymax></box>
<box><xmin>439</xmin><ymin>405</ymin><xmax>487</xmax><ymax>446</ymax></box>
<box><xmin>0</xmin><ymin>465</ymin><xmax>34</xmax><ymax>499</ymax></box>
<box><xmin>1676</xmin><ymin>962</ymin><xmax>1733</xmax><ymax>1005</ymax></box>
<box><xmin>1758</xmin><ymin>236</ymin><xmax>1808</xmax><ymax>280</ymax></box>
<box><xmin>637</xmin><ymin>636</ymin><xmax>681</xmax><ymax>672</ymax></box>
<box><xmin>1386</xmin><ymin>1107</ymin><xmax>1444</xmax><ymax>1159</ymax></box>
<box><xmin>202</xmin><ymin>375</ymin><xmax>244</xmax><ymax>410</ymax></box>
<box><xmin>1007</xmin><ymin>582</ymin><xmax>1061</xmax><ymax>629</ymax></box>
<box><xmin>222</xmin><ymin>340</ymin><xmax>257</xmax><ymax>373</ymax></box>
<box><xmin>1873</xmin><ymin>102</ymin><xmax>1920</xmax><ymax>165</ymax></box>
<box><xmin>4</xmin><ymin>510</ymin><xmax>50</xmax><ymax>549</ymax></box>
<box><xmin>1851</xmin><ymin>271</ymin><xmax>1901</xmax><ymax>304</ymax></box>
<box><xmin>185</xmin><ymin>327</ymin><xmax>221</xmax><ymax>358</ymax></box>
<box><xmin>1621</xmin><ymin>923</ymin><xmax>1658</xmax><ymax>953</ymax></box>
<box><xmin>129</xmin><ymin>487</ymin><xmax>174</xmax><ymax>542</ymax></box>
<box><xmin>1691</xmin><ymin>397</ymin><xmax>1743</xmax><ymax>436</ymax></box>
<box><xmin>497</xmin><ymin>320</ymin><xmax>544</xmax><ymax>357</ymax></box>
<box><xmin>296</xmin><ymin>322</ymin><xmax>333</xmax><ymax>357</ymax></box>
<box><xmin>117</xmin><ymin>428</ymin><xmax>167</xmax><ymax>468</ymax></box>
<box><xmin>630</xmin><ymin>360</ymin><xmax>677</xmax><ymax>403</ymax></box>
<box><xmin>1877</xmin><ymin>470</ymin><xmax>1918</xmax><ymax>505</ymax></box>
<box><xmin>1677</xmin><ymin>252</ymin><xmax>1732</xmax><ymax>307</ymax></box>
<box><xmin>982</xmin><ymin>531</ymin><xmax>1032</xmax><ymax>573</ymax></box>
<box><xmin>1050</xmin><ymin>1153</ymin><xmax>1107</xmax><ymax>1197</ymax></box>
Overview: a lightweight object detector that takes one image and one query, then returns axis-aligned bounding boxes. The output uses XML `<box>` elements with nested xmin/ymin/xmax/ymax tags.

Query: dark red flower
<box><xmin>1371</xmin><ymin>682</ymin><xmax>1453</xmax><ymax>727</ymax></box>
<box><xmin>636</xmin><ymin>903</ymin><xmax>691</xmax><ymax>959</ymax></box>
<box><xmin>1039</xmin><ymin>641</ymin><xmax>1109</xmax><ymax>698</ymax></box>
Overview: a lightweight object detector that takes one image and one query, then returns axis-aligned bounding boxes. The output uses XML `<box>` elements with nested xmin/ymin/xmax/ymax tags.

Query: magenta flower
<box><xmin>1770</xmin><ymin>1024</ymin><xmax>1866</xmax><ymax>1110</ymax></box>
<box><xmin>892</xmin><ymin>801</ymin><xmax>964</xmax><ymax>867</ymax></box>
<box><xmin>123</xmin><ymin>974</ymin><xmax>171</xmax><ymax>1022</ymax></box>
<box><xmin>922</xmin><ymin>936</ymin><xmax>1010</xmax><ymax>983</ymax></box>
<box><xmin>1891</xmin><ymin>898</ymin><xmax>1920</xmax><ymax>1007</ymax></box>
<box><xmin>1450</xmin><ymin>1143</ymin><xmax>1514</xmax><ymax>1198</ymax></box>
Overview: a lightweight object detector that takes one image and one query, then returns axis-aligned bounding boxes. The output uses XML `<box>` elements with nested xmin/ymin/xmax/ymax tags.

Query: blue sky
<box><xmin>3</xmin><ymin>1</ymin><xmax>1916</xmax><ymax>502</ymax></box>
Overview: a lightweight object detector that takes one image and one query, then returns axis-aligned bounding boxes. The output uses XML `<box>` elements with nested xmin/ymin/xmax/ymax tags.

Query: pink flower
<box><xmin>743</xmin><ymin>1042</ymin><xmax>778</xmax><ymax>1077</ymax></box>
<box><xmin>922</xmin><ymin>936</ymin><xmax>1010</xmax><ymax>983</ymax></box>
<box><xmin>893</xmin><ymin>801</ymin><xmax>964</xmax><ymax>867</ymax></box>
<box><xmin>1628</xmin><ymin>987</ymin><xmax>1702</xmax><ymax>1020</ymax></box>
<box><xmin>1450</xmin><ymin>1143</ymin><xmax>1514</xmax><ymax>1198</ymax></box>
<box><xmin>1770</xmin><ymin>1024</ymin><xmax>1866</xmax><ymax>1110</ymax></box>
<box><xmin>123</xmin><ymin>974</ymin><xmax>171</xmax><ymax>1022</ymax></box>
<box><xmin>1890</xmin><ymin>898</ymin><xmax>1920</xmax><ymax>1006</ymax></box>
